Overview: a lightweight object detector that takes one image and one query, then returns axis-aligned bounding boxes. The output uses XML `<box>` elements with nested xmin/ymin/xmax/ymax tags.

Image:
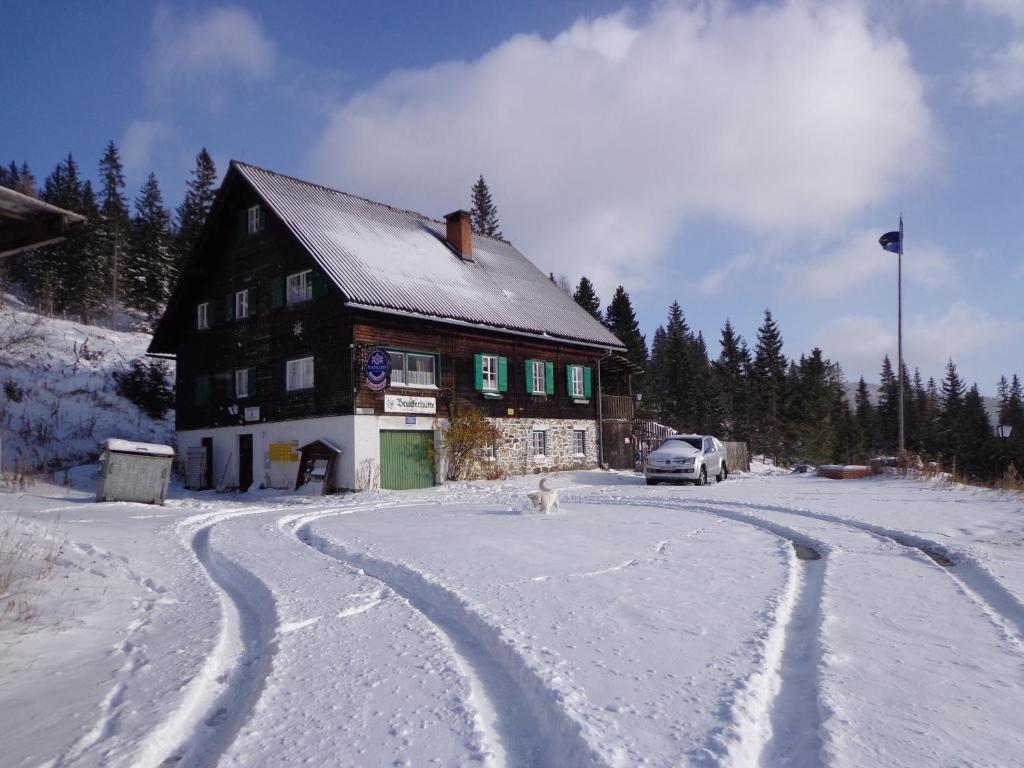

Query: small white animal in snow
<box><xmin>526</xmin><ymin>477</ymin><xmax>559</xmax><ymax>513</ymax></box>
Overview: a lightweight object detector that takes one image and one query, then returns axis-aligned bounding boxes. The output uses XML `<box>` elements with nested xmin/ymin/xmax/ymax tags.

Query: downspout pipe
<box><xmin>596</xmin><ymin>349</ymin><xmax>611</xmax><ymax>468</ymax></box>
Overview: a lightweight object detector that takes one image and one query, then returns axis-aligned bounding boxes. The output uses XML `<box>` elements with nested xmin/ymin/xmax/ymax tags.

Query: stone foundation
<box><xmin>487</xmin><ymin>417</ymin><xmax>598</xmax><ymax>477</ymax></box>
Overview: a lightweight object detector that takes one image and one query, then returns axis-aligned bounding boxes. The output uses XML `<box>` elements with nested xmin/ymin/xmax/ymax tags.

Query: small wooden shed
<box><xmin>295</xmin><ymin>439</ymin><xmax>343</xmax><ymax>495</ymax></box>
<box><xmin>96</xmin><ymin>439</ymin><xmax>174</xmax><ymax>504</ymax></box>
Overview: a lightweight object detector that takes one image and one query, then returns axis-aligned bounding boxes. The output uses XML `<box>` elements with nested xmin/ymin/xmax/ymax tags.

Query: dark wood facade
<box><xmin>169</xmin><ymin>177</ymin><xmax>354</xmax><ymax>431</ymax></box>
<box><xmin>163</xmin><ymin>173</ymin><xmax>608</xmax><ymax>433</ymax></box>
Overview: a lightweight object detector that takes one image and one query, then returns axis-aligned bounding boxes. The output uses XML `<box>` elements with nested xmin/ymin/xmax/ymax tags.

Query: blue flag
<box><xmin>879</xmin><ymin>231</ymin><xmax>901</xmax><ymax>253</ymax></box>
<box><xmin>879</xmin><ymin>218</ymin><xmax>903</xmax><ymax>254</ymax></box>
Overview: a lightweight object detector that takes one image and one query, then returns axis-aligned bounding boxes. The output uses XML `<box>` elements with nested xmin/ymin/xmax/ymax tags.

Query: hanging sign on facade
<box><xmin>365</xmin><ymin>348</ymin><xmax>390</xmax><ymax>391</ymax></box>
<box><xmin>384</xmin><ymin>394</ymin><xmax>436</xmax><ymax>414</ymax></box>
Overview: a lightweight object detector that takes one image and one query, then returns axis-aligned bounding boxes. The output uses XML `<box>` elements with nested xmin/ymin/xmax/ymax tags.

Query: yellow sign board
<box><xmin>269</xmin><ymin>442</ymin><xmax>300</xmax><ymax>462</ymax></box>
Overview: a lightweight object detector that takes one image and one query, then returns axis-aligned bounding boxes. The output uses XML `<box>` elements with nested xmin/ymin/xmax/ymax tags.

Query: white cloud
<box><xmin>145</xmin><ymin>5</ymin><xmax>275</xmax><ymax>100</ymax></box>
<box><xmin>967</xmin><ymin>0</ymin><xmax>1024</xmax><ymax>25</ymax></box>
<box><xmin>797</xmin><ymin>229</ymin><xmax>954</xmax><ymax>298</ymax></box>
<box><xmin>964</xmin><ymin>40</ymin><xmax>1024</xmax><ymax>105</ymax></box>
<box><xmin>699</xmin><ymin>253</ymin><xmax>759</xmax><ymax>296</ymax></box>
<box><xmin>962</xmin><ymin>0</ymin><xmax>1024</xmax><ymax>105</ymax></box>
<box><xmin>309</xmin><ymin>1</ymin><xmax>934</xmax><ymax>295</ymax></box>
<box><xmin>814</xmin><ymin>302</ymin><xmax>1020</xmax><ymax>379</ymax></box>
<box><xmin>121</xmin><ymin>119</ymin><xmax>172</xmax><ymax>173</ymax></box>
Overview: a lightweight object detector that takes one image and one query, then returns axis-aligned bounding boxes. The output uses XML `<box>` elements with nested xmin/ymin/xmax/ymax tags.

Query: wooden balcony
<box><xmin>601</xmin><ymin>394</ymin><xmax>634</xmax><ymax>421</ymax></box>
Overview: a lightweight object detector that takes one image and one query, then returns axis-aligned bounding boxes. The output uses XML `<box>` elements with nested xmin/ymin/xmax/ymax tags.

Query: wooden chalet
<box><xmin>149</xmin><ymin>162</ymin><xmax>630</xmax><ymax>491</ymax></box>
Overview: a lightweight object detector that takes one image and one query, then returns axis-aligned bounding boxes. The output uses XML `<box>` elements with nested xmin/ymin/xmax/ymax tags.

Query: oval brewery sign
<box><xmin>365</xmin><ymin>348</ymin><xmax>390</xmax><ymax>391</ymax></box>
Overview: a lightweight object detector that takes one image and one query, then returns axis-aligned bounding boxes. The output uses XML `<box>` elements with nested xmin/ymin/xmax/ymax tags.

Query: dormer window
<box><xmin>197</xmin><ymin>302</ymin><xmax>210</xmax><ymax>330</ymax></box>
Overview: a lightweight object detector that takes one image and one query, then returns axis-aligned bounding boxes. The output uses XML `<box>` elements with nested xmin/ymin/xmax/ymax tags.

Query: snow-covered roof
<box><xmin>234</xmin><ymin>162</ymin><xmax>624</xmax><ymax>350</ymax></box>
<box><xmin>102</xmin><ymin>439</ymin><xmax>175</xmax><ymax>457</ymax></box>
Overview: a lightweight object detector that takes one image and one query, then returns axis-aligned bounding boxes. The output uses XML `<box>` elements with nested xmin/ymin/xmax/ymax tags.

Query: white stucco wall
<box><xmin>177</xmin><ymin>413</ymin><xmax>449</xmax><ymax>492</ymax></box>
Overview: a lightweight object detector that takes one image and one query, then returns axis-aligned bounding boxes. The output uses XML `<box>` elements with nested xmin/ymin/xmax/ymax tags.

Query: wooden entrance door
<box><xmin>201</xmin><ymin>437</ymin><xmax>213</xmax><ymax>490</ymax></box>
<box><xmin>239</xmin><ymin>434</ymin><xmax>253</xmax><ymax>492</ymax></box>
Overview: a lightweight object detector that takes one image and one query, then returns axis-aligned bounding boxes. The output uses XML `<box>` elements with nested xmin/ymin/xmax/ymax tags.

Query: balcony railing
<box><xmin>601</xmin><ymin>394</ymin><xmax>634</xmax><ymax>421</ymax></box>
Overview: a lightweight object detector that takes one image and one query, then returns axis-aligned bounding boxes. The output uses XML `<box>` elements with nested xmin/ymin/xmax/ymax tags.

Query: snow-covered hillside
<box><xmin>0</xmin><ymin>303</ymin><xmax>173</xmax><ymax>472</ymax></box>
<box><xmin>3</xmin><ymin>469</ymin><xmax>1022</xmax><ymax>767</ymax></box>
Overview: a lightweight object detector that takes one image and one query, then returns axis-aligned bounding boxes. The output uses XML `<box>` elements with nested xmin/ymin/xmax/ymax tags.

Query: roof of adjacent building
<box><xmin>232</xmin><ymin>161</ymin><xmax>624</xmax><ymax>349</ymax></box>
<box><xmin>0</xmin><ymin>185</ymin><xmax>86</xmax><ymax>258</ymax></box>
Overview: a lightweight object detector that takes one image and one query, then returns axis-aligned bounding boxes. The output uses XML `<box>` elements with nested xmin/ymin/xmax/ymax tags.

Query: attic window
<box><xmin>197</xmin><ymin>302</ymin><xmax>210</xmax><ymax>330</ymax></box>
<box><xmin>247</xmin><ymin>205</ymin><xmax>264</xmax><ymax>235</ymax></box>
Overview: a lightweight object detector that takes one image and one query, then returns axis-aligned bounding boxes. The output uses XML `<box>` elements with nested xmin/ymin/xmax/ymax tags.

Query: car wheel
<box><xmin>696</xmin><ymin>467</ymin><xmax>707</xmax><ymax>486</ymax></box>
<box><xmin>717</xmin><ymin>463</ymin><xmax>727</xmax><ymax>482</ymax></box>
<box><xmin>646</xmin><ymin>478</ymin><xmax>659</xmax><ymax>485</ymax></box>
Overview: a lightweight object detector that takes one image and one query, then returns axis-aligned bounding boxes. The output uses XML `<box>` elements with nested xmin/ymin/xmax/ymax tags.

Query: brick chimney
<box><xmin>444</xmin><ymin>210</ymin><xmax>473</xmax><ymax>262</ymax></box>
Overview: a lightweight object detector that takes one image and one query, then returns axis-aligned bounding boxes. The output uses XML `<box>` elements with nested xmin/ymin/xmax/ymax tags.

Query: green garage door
<box><xmin>380</xmin><ymin>430</ymin><xmax>435</xmax><ymax>490</ymax></box>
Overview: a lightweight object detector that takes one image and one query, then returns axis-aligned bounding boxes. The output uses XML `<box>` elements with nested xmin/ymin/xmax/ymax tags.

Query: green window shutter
<box><xmin>225</xmin><ymin>371</ymin><xmax>235</xmax><ymax>400</ymax></box>
<box><xmin>473</xmin><ymin>353</ymin><xmax>483</xmax><ymax>391</ymax></box>
<box><xmin>258</xmin><ymin>206</ymin><xmax>266</xmax><ymax>232</ymax></box>
<box><xmin>312</xmin><ymin>270</ymin><xmax>330</xmax><ymax>299</ymax></box>
<box><xmin>248</xmin><ymin>368</ymin><xmax>258</xmax><ymax>397</ymax></box>
<box><xmin>225</xmin><ymin>293</ymin><xmax>235</xmax><ymax>321</ymax></box>
<box><xmin>247</xmin><ymin>288</ymin><xmax>256</xmax><ymax>316</ymax></box>
<box><xmin>566</xmin><ymin>365</ymin><xmax>575</xmax><ymax>395</ymax></box>
<box><xmin>498</xmin><ymin>356</ymin><xmax>508</xmax><ymax>392</ymax></box>
<box><xmin>208</xmin><ymin>299</ymin><xmax>219</xmax><ymax>326</ymax></box>
<box><xmin>238</xmin><ymin>210</ymin><xmax>247</xmax><ymax>239</ymax></box>
<box><xmin>194</xmin><ymin>376</ymin><xmax>209</xmax><ymax>406</ymax></box>
<box><xmin>545</xmin><ymin>361</ymin><xmax>554</xmax><ymax>395</ymax></box>
<box><xmin>583</xmin><ymin>366</ymin><xmax>593</xmax><ymax>398</ymax></box>
<box><xmin>270</xmin><ymin>277</ymin><xmax>284</xmax><ymax>309</ymax></box>
<box><xmin>524</xmin><ymin>359</ymin><xmax>534</xmax><ymax>393</ymax></box>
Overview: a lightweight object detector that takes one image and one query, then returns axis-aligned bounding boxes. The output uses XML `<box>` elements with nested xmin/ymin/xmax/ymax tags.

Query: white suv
<box><xmin>644</xmin><ymin>434</ymin><xmax>727</xmax><ymax>486</ymax></box>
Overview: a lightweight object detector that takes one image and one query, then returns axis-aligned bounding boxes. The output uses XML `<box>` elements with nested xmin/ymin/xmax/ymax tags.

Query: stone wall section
<box><xmin>487</xmin><ymin>417</ymin><xmax>599</xmax><ymax>476</ymax></box>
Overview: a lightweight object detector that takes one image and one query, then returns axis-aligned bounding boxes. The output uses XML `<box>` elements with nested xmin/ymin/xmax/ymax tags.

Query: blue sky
<box><xmin>3</xmin><ymin>1</ymin><xmax>1022</xmax><ymax>393</ymax></box>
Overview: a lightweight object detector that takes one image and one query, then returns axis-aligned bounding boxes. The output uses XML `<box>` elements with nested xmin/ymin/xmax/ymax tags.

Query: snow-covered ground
<box><xmin>0</xmin><ymin>303</ymin><xmax>173</xmax><ymax>472</ymax></box>
<box><xmin>2</xmin><ymin>468</ymin><xmax>1023</xmax><ymax>767</ymax></box>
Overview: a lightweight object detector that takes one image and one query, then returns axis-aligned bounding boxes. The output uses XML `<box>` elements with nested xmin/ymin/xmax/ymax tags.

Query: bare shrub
<box><xmin>0</xmin><ymin>307</ymin><xmax>45</xmax><ymax>356</ymax></box>
<box><xmin>356</xmin><ymin>458</ymin><xmax>380</xmax><ymax>491</ymax></box>
<box><xmin>0</xmin><ymin>515</ymin><xmax>64</xmax><ymax>623</ymax></box>
<box><xmin>442</xmin><ymin>408</ymin><xmax>501</xmax><ymax>481</ymax></box>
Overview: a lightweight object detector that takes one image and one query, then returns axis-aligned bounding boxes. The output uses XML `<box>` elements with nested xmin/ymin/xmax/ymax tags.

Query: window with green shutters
<box><xmin>566</xmin><ymin>364</ymin><xmax>592</xmax><ymax>399</ymax></box>
<box><xmin>474</xmin><ymin>353</ymin><xmax>508</xmax><ymax>394</ymax></box>
<box><xmin>525</xmin><ymin>359</ymin><xmax>554</xmax><ymax>395</ymax></box>
<box><xmin>270</xmin><ymin>270</ymin><xmax>328</xmax><ymax>309</ymax></box>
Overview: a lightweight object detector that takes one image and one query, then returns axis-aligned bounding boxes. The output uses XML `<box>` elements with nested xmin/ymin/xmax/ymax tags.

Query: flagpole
<box><xmin>898</xmin><ymin>215</ymin><xmax>905</xmax><ymax>457</ymax></box>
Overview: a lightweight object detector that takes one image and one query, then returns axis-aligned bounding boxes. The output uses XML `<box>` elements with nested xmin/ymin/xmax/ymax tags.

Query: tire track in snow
<box><xmin>128</xmin><ymin>509</ymin><xmax>281</xmax><ymax>768</ymax></box>
<box><xmin>295</xmin><ymin>520</ymin><xmax>612</xmax><ymax>768</ymax></box>
<box><xmin>568</xmin><ymin>496</ymin><xmax>828</xmax><ymax>768</ymax></box>
<box><xmin>706</xmin><ymin>499</ymin><xmax>1024</xmax><ymax>653</ymax></box>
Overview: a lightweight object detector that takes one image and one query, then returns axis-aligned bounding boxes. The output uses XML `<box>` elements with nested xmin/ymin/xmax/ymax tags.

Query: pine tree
<box><xmin>714</xmin><ymin>319</ymin><xmax>751</xmax><ymax>441</ymax></box>
<box><xmin>960</xmin><ymin>384</ymin><xmax>994</xmax><ymax>478</ymax></box>
<box><xmin>790</xmin><ymin>348</ymin><xmax>836</xmax><ymax>464</ymax></box>
<box><xmin>749</xmin><ymin>309</ymin><xmax>788</xmax><ymax>463</ymax></box>
<box><xmin>176</xmin><ymin>148</ymin><xmax>218</xmax><ymax>268</ymax></box>
<box><xmin>937</xmin><ymin>359</ymin><xmax>967</xmax><ymax>469</ymax></box>
<box><xmin>469</xmin><ymin>175</ymin><xmax>502</xmax><ymax>239</ymax></box>
<box><xmin>573</xmin><ymin>276</ymin><xmax>602</xmax><ymax>321</ymax></box>
<box><xmin>854</xmin><ymin>377</ymin><xmax>877</xmax><ymax>455</ymax></box>
<box><xmin>97</xmin><ymin>141</ymin><xmax>130</xmax><ymax>327</ymax></box>
<box><xmin>876</xmin><ymin>356</ymin><xmax>900</xmax><ymax>453</ymax></box>
<box><xmin>830</xmin><ymin>364</ymin><xmax>863</xmax><ymax>463</ymax></box>
<box><xmin>649</xmin><ymin>302</ymin><xmax>691</xmax><ymax>430</ymax></box>
<box><xmin>127</xmin><ymin>172</ymin><xmax>174</xmax><ymax>322</ymax></box>
<box><xmin>604</xmin><ymin>286</ymin><xmax>649</xmax><ymax>398</ymax></box>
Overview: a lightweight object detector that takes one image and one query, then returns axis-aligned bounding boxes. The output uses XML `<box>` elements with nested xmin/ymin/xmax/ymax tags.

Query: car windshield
<box><xmin>660</xmin><ymin>437</ymin><xmax>702</xmax><ymax>451</ymax></box>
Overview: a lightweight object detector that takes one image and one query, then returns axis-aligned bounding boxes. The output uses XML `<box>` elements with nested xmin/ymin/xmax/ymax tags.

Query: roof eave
<box><xmin>346</xmin><ymin>301</ymin><xmax>626</xmax><ymax>352</ymax></box>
